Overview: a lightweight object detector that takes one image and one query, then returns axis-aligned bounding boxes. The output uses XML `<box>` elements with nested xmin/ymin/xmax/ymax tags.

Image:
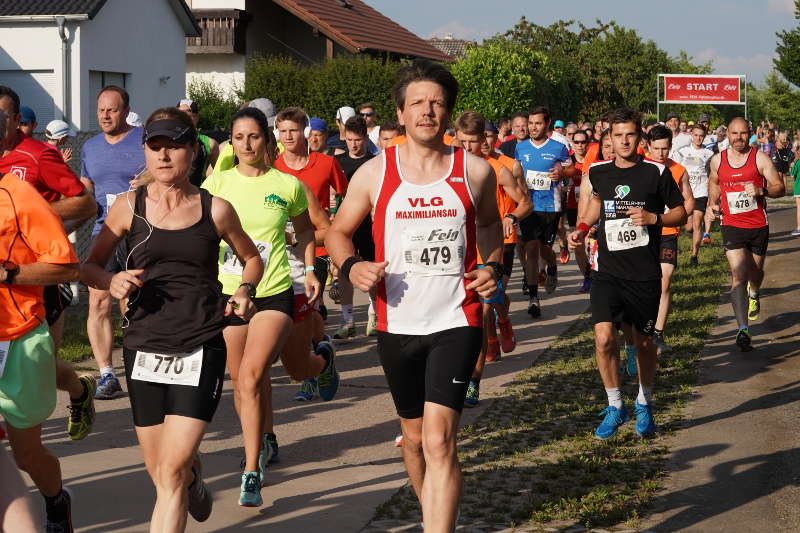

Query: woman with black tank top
<box><xmin>82</xmin><ymin>107</ymin><xmax>263</xmax><ymax>532</ymax></box>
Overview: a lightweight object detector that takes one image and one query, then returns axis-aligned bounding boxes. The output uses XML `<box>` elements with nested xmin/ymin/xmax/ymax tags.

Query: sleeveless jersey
<box><xmin>373</xmin><ymin>145</ymin><xmax>481</xmax><ymax>335</ymax></box>
<box><xmin>485</xmin><ymin>154</ymin><xmax>517</xmax><ymax>245</ymax></box>
<box><xmin>661</xmin><ymin>159</ymin><xmax>685</xmax><ymax>237</ymax></box>
<box><xmin>718</xmin><ymin>148</ymin><xmax>767</xmax><ymax>229</ymax></box>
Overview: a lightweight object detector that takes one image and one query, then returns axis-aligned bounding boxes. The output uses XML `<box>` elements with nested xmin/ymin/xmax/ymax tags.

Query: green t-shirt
<box><xmin>791</xmin><ymin>160</ymin><xmax>800</xmax><ymax>196</ymax></box>
<box><xmin>201</xmin><ymin>167</ymin><xmax>308</xmax><ymax>297</ymax></box>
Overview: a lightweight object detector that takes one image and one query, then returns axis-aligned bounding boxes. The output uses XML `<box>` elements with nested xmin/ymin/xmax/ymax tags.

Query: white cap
<box><xmin>248</xmin><ymin>98</ymin><xmax>277</xmax><ymax>127</ymax></box>
<box><xmin>45</xmin><ymin>120</ymin><xmax>71</xmax><ymax>140</ymax></box>
<box><xmin>127</xmin><ymin>111</ymin><xmax>143</xmax><ymax>127</ymax></box>
<box><xmin>336</xmin><ymin>106</ymin><xmax>356</xmax><ymax>123</ymax></box>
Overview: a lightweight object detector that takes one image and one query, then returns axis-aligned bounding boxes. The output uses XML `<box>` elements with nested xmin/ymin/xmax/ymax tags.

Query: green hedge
<box><xmin>186</xmin><ymin>79</ymin><xmax>241</xmax><ymax>132</ymax></box>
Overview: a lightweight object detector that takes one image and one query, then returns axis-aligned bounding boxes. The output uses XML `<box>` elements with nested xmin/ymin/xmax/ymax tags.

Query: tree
<box><xmin>748</xmin><ymin>71</ymin><xmax>800</xmax><ymax>129</ymax></box>
<box><xmin>451</xmin><ymin>41</ymin><xmax>550</xmax><ymax>120</ymax></box>
<box><xmin>775</xmin><ymin>0</ymin><xmax>800</xmax><ymax>87</ymax></box>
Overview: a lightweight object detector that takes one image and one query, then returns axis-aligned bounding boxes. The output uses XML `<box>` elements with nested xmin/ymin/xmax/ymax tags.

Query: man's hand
<box><xmin>349</xmin><ymin>261</ymin><xmax>389</xmax><ymax>292</ymax></box>
<box><xmin>744</xmin><ymin>183</ymin><xmax>760</xmax><ymax>197</ymax></box>
<box><xmin>548</xmin><ymin>166</ymin><xmax>562</xmax><ymax>181</ymax></box>
<box><xmin>626</xmin><ymin>208</ymin><xmax>657</xmax><ymax>226</ymax></box>
<box><xmin>305</xmin><ymin>271</ymin><xmax>321</xmax><ymax>305</ymax></box>
<box><xmin>502</xmin><ymin>216</ymin><xmax>516</xmax><ymax>238</ymax></box>
<box><xmin>61</xmin><ymin>146</ymin><xmax>73</xmax><ymax>162</ymax></box>
<box><xmin>568</xmin><ymin>229</ymin><xmax>587</xmax><ymax>247</ymax></box>
<box><xmin>109</xmin><ymin>269</ymin><xmax>144</xmax><ymax>300</ymax></box>
<box><xmin>464</xmin><ymin>268</ymin><xmax>496</xmax><ymax>299</ymax></box>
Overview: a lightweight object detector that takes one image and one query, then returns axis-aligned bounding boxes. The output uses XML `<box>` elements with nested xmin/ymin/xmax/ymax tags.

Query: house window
<box><xmin>88</xmin><ymin>71</ymin><xmax>128</xmax><ymax>131</ymax></box>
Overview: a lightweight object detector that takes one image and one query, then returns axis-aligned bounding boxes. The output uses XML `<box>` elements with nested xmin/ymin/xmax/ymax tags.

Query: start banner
<box><xmin>662</xmin><ymin>75</ymin><xmax>742</xmax><ymax>105</ymax></box>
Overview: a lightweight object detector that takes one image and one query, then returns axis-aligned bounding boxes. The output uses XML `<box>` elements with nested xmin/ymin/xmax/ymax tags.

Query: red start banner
<box><xmin>662</xmin><ymin>75</ymin><xmax>742</xmax><ymax>104</ymax></box>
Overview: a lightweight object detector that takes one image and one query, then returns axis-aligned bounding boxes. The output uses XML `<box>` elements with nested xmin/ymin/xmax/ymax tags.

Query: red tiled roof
<box><xmin>428</xmin><ymin>38</ymin><xmax>475</xmax><ymax>59</ymax></box>
<box><xmin>272</xmin><ymin>0</ymin><xmax>454</xmax><ymax>62</ymax></box>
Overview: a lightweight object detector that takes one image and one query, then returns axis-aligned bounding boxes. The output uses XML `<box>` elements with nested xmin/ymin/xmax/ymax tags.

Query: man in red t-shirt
<box><xmin>0</xmin><ymin>86</ymin><xmax>97</xmax><ymax>441</ymax></box>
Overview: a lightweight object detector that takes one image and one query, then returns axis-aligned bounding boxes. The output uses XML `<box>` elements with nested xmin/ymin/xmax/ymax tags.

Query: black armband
<box><xmin>483</xmin><ymin>261</ymin><xmax>504</xmax><ymax>281</ymax></box>
<box><xmin>341</xmin><ymin>256</ymin><xmax>363</xmax><ymax>282</ymax></box>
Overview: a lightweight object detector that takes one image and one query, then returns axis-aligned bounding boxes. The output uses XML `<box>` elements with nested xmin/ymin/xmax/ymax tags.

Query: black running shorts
<box><xmin>43</xmin><ymin>283</ymin><xmax>73</xmax><ymax>326</ymax></box>
<box><xmin>224</xmin><ymin>287</ymin><xmax>294</xmax><ymax>326</ymax></box>
<box><xmin>693</xmin><ymin>196</ymin><xmax>708</xmax><ymax>213</ymax></box>
<box><xmin>377</xmin><ymin>326</ymin><xmax>482</xmax><ymax>419</ymax></box>
<box><xmin>721</xmin><ymin>225</ymin><xmax>769</xmax><ymax>256</ymax></box>
<box><xmin>519</xmin><ymin>211</ymin><xmax>560</xmax><ymax>245</ymax></box>
<box><xmin>590</xmin><ymin>272</ymin><xmax>660</xmax><ymax>335</ymax></box>
<box><xmin>659</xmin><ymin>234</ymin><xmax>678</xmax><ymax>266</ymax></box>
<box><xmin>502</xmin><ymin>243</ymin><xmax>516</xmax><ymax>277</ymax></box>
<box><xmin>122</xmin><ymin>334</ymin><xmax>227</xmax><ymax>427</ymax></box>
<box><xmin>566</xmin><ymin>208</ymin><xmax>578</xmax><ymax>228</ymax></box>
<box><xmin>353</xmin><ymin>219</ymin><xmax>375</xmax><ymax>262</ymax></box>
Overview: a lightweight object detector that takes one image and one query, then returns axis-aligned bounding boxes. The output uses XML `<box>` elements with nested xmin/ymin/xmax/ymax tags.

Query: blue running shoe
<box><xmin>238</xmin><ymin>471</ymin><xmax>262</xmax><ymax>507</ymax></box>
<box><xmin>294</xmin><ymin>378</ymin><xmax>317</xmax><ymax>401</ymax></box>
<box><xmin>594</xmin><ymin>405</ymin><xmax>629</xmax><ymax>440</ymax></box>
<box><xmin>94</xmin><ymin>373</ymin><xmax>122</xmax><ymax>400</ymax></box>
<box><xmin>257</xmin><ymin>434</ymin><xmax>275</xmax><ymax>484</ymax></box>
<box><xmin>625</xmin><ymin>345</ymin><xmax>637</xmax><ymax>377</ymax></box>
<box><xmin>316</xmin><ymin>339</ymin><xmax>339</xmax><ymax>401</ymax></box>
<box><xmin>634</xmin><ymin>401</ymin><xmax>657</xmax><ymax>438</ymax></box>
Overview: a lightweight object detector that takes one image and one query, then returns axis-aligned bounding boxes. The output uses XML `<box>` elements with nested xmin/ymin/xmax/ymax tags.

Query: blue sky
<box><xmin>365</xmin><ymin>0</ymin><xmax>797</xmax><ymax>85</ymax></box>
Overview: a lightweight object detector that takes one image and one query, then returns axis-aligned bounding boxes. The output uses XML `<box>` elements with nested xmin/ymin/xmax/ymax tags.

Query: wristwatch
<box><xmin>655</xmin><ymin>213</ymin><xmax>663</xmax><ymax>227</ymax></box>
<box><xmin>504</xmin><ymin>213</ymin><xmax>518</xmax><ymax>224</ymax></box>
<box><xmin>1</xmin><ymin>261</ymin><xmax>19</xmax><ymax>284</ymax></box>
<box><xmin>238</xmin><ymin>282</ymin><xmax>256</xmax><ymax>299</ymax></box>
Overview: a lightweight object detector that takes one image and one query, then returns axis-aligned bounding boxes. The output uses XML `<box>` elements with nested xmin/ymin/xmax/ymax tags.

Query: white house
<box><xmin>0</xmin><ymin>0</ymin><xmax>200</xmax><ymax>133</ymax></box>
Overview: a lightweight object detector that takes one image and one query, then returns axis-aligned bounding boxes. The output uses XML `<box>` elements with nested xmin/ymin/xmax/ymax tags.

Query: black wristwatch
<box><xmin>1</xmin><ymin>261</ymin><xmax>19</xmax><ymax>284</ymax></box>
<box><xmin>654</xmin><ymin>213</ymin><xmax>663</xmax><ymax>227</ymax></box>
<box><xmin>504</xmin><ymin>213</ymin><xmax>518</xmax><ymax>224</ymax></box>
<box><xmin>238</xmin><ymin>282</ymin><xmax>256</xmax><ymax>299</ymax></box>
<box><xmin>483</xmin><ymin>261</ymin><xmax>504</xmax><ymax>281</ymax></box>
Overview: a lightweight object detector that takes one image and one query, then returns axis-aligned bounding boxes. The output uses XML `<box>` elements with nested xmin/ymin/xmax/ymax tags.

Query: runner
<box><xmin>666</xmin><ymin>112</ymin><xmax>692</xmax><ymax>158</ymax></box>
<box><xmin>674</xmin><ymin>123</ymin><xmax>714</xmax><ymax>264</ymax></box>
<box><xmin>334</xmin><ymin>115</ymin><xmax>377</xmax><ymax>338</ymax></box>
<box><xmin>1</xmin><ymin>106</ymin><xmax>81</xmax><ymax>533</ymax></box>
<box><xmin>790</xmin><ymin>141</ymin><xmax>800</xmax><ymax>236</ymax></box>
<box><xmin>514</xmin><ymin>106</ymin><xmax>573</xmax><ymax>318</ymax></box>
<box><xmin>201</xmin><ymin>107</ymin><xmax>328</xmax><ymax>506</ymax></box>
<box><xmin>0</xmin><ymin>85</ymin><xmax>98</xmax><ymax>440</ymax></box>
<box><xmin>177</xmin><ymin>99</ymin><xmax>220</xmax><ymax>184</ymax></box>
<box><xmin>454</xmin><ymin>110</ymin><xmax>531</xmax><ymax>408</ymax></box>
<box><xmin>378</xmin><ymin>121</ymin><xmax>401</xmax><ymax>150</ymax></box>
<box><xmin>18</xmin><ymin>105</ymin><xmax>36</xmax><ymax>136</ymax></box>
<box><xmin>706</xmin><ymin>117</ymin><xmax>785</xmax><ymax>351</ymax></box>
<box><xmin>569</xmin><ymin>108</ymin><xmax>687</xmax><ymax>440</ymax></box>
<box><xmin>357</xmin><ymin>102</ymin><xmax>381</xmax><ymax>146</ymax></box>
<box><xmin>0</xmin><ymin>434</ymin><xmax>41</xmax><ymax>533</ymax></box>
<box><xmin>81</xmin><ymin>85</ymin><xmax>145</xmax><ymax>399</ymax></box>
<box><xmin>326</xmin><ymin>60</ymin><xmax>502</xmax><ymax>532</ymax></box>
<box><xmin>646</xmin><ymin>125</ymin><xmax>695</xmax><ymax>354</ymax></box>
<box><xmin>566</xmin><ymin>129</ymin><xmax>592</xmax><ymax>292</ymax></box>
<box><xmin>82</xmin><ymin>107</ymin><xmax>263</xmax><ymax>529</ymax></box>
<box><xmin>44</xmin><ymin>119</ymin><xmax>74</xmax><ymax>162</ymax></box>
<box><xmin>308</xmin><ymin>118</ymin><xmax>334</xmax><ymax>155</ymax></box>
<box><xmin>499</xmin><ymin>112</ymin><xmax>528</xmax><ymax>158</ymax></box>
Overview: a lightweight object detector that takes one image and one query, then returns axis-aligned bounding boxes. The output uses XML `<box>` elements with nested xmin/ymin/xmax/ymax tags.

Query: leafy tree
<box><xmin>187</xmin><ymin>79</ymin><xmax>241</xmax><ymax>132</ymax></box>
<box><xmin>241</xmin><ymin>54</ymin><xmax>312</xmax><ymax>114</ymax></box>
<box><xmin>451</xmin><ymin>41</ymin><xmax>550</xmax><ymax>120</ymax></box>
<box><xmin>775</xmin><ymin>0</ymin><xmax>800</xmax><ymax>87</ymax></box>
<box><xmin>748</xmin><ymin>71</ymin><xmax>800</xmax><ymax>129</ymax></box>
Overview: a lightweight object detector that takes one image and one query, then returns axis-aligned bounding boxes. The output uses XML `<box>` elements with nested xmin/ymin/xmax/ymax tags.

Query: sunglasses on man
<box><xmin>359</xmin><ymin>112</ymin><xmax>374</xmax><ymax>117</ymax></box>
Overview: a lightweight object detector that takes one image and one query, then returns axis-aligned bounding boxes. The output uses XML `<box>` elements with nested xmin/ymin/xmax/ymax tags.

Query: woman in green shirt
<box><xmin>202</xmin><ymin>107</ymin><xmax>323</xmax><ymax>507</ymax></box>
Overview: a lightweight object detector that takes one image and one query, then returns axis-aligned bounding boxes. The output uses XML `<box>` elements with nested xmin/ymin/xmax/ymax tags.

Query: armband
<box><xmin>504</xmin><ymin>213</ymin><xmax>518</xmax><ymax>224</ymax></box>
<box><xmin>482</xmin><ymin>261</ymin><xmax>504</xmax><ymax>281</ymax></box>
<box><xmin>576</xmin><ymin>222</ymin><xmax>590</xmax><ymax>234</ymax></box>
<box><xmin>341</xmin><ymin>256</ymin><xmax>363</xmax><ymax>282</ymax></box>
<box><xmin>304</xmin><ymin>265</ymin><xmax>316</xmax><ymax>273</ymax></box>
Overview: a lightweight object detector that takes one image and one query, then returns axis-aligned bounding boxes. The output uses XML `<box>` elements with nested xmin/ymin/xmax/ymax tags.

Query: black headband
<box><xmin>142</xmin><ymin>119</ymin><xmax>196</xmax><ymax>145</ymax></box>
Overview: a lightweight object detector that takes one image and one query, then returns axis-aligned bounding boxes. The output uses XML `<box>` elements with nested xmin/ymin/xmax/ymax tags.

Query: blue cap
<box><xmin>554</xmin><ymin>119</ymin><xmax>565</xmax><ymax>128</ymax></box>
<box><xmin>484</xmin><ymin>120</ymin><xmax>499</xmax><ymax>134</ymax></box>
<box><xmin>20</xmin><ymin>105</ymin><xmax>36</xmax><ymax>124</ymax></box>
<box><xmin>309</xmin><ymin>117</ymin><xmax>327</xmax><ymax>132</ymax></box>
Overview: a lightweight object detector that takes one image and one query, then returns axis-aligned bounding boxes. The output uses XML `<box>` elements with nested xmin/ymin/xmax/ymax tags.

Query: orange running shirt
<box><xmin>0</xmin><ymin>173</ymin><xmax>77</xmax><ymax>340</ymax></box>
<box><xmin>388</xmin><ymin>133</ymin><xmax>456</xmax><ymax>147</ymax></box>
<box><xmin>485</xmin><ymin>154</ymin><xmax>518</xmax><ymax>245</ymax></box>
<box><xmin>661</xmin><ymin>158</ymin><xmax>685</xmax><ymax>236</ymax></box>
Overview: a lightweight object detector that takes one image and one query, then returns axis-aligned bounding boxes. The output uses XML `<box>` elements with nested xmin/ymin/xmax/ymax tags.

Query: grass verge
<box><xmin>59</xmin><ymin>300</ymin><xmax>123</xmax><ymax>364</ymax></box>
<box><xmin>372</xmin><ymin>234</ymin><xmax>728</xmax><ymax>530</ymax></box>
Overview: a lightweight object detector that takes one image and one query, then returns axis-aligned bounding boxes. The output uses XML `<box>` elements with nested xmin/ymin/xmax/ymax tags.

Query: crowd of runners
<box><xmin>0</xmin><ymin>58</ymin><xmax>789</xmax><ymax>532</ymax></box>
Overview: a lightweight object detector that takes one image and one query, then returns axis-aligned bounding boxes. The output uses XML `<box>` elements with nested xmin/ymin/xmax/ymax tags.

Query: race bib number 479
<box><xmin>604</xmin><ymin>217</ymin><xmax>649</xmax><ymax>252</ymax></box>
<box><xmin>403</xmin><ymin>225</ymin><xmax>465</xmax><ymax>276</ymax></box>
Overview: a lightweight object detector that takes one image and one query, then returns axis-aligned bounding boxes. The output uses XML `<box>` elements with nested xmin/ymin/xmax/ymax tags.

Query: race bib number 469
<box><xmin>131</xmin><ymin>346</ymin><xmax>203</xmax><ymax>386</ymax></box>
<box><xmin>526</xmin><ymin>170</ymin><xmax>552</xmax><ymax>191</ymax></box>
<box><xmin>403</xmin><ymin>225</ymin><xmax>465</xmax><ymax>276</ymax></box>
<box><xmin>604</xmin><ymin>217</ymin><xmax>649</xmax><ymax>252</ymax></box>
<box><xmin>727</xmin><ymin>191</ymin><xmax>756</xmax><ymax>215</ymax></box>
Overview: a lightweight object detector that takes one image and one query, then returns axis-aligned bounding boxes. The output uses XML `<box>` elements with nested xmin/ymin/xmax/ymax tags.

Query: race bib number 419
<box><xmin>131</xmin><ymin>346</ymin><xmax>203</xmax><ymax>386</ymax></box>
<box><xmin>604</xmin><ymin>217</ymin><xmax>649</xmax><ymax>252</ymax></box>
<box><xmin>526</xmin><ymin>170</ymin><xmax>552</xmax><ymax>191</ymax></box>
<box><xmin>403</xmin><ymin>225</ymin><xmax>465</xmax><ymax>276</ymax></box>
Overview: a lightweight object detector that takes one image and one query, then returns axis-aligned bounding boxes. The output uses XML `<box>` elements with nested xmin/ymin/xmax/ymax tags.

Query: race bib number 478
<box><xmin>604</xmin><ymin>217</ymin><xmax>649</xmax><ymax>252</ymax></box>
<box><xmin>727</xmin><ymin>191</ymin><xmax>756</xmax><ymax>215</ymax></box>
<box><xmin>403</xmin><ymin>225</ymin><xmax>465</xmax><ymax>276</ymax></box>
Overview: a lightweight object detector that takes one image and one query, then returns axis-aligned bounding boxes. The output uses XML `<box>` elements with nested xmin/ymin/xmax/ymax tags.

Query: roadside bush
<box><xmin>186</xmin><ymin>79</ymin><xmax>240</xmax><ymax>132</ymax></box>
<box><xmin>241</xmin><ymin>54</ymin><xmax>311</xmax><ymax>115</ymax></box>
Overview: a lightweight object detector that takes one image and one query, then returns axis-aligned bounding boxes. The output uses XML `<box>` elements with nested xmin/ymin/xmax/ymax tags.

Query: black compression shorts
<box><xmin>377</xmin><ymin>326</ymin><xmax>482</xmax><ymax>419</ymax></box>
<box><xmin>519</xmin><ymin>211</ymin><xmax>560</xmax><ymax>245</ymax></box>
<box><xmin>590</xmin><ymin>272</ymin><xmax>660</xmax><ymax>335</ymax></box>
<box><xmin>502</xmin><ymin>243</ymin><xmax>516</xmax><ymax>277</ymax></box>
<box><xmin>693</xmin><ymin>196</ymin><xmax>708</xmax><ymax>213</ymax></box>
<box><xmin>223</xmin><ymin>287</ymin><xmax>294</xmax><ymax>326</ymax></box>
<box><xmin>659</xmin><ymin>234</ymin><xmax>678</xmax><ymax>266</ymax></box>
<box><xmin>43</xmin><ymin>283</ymin><xmax>73</xmax><ymax>326</ymax></box>
<box><xmin>123</xmin><ymin>334</ymin><xmax>227</xmax><ymax>427</ymax></box>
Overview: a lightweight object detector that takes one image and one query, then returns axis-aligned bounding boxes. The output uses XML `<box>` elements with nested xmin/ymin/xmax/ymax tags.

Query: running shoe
<box><xmin>559</xmin><ymin>247</ymin><xmax>569</xmax><ymax>264</ymax></box>
<box><xmin>544</xmin><ymin>271</ymin><xmax>558</xmax><ymax>294</ymax></box>
<box><xmin>748</xmin><ymin>295</ymin><xmax>760</xmax><ymax>321</ymax></box>
<box><xmin>702</xmin><ymin>233</ymin><xmax>711</xmax><ymax>244</ymax></box>
<box><xmin>316</xmin><ymin>339</ymin><xmax>339</xmax><ymax>401</ymax></box>
<box><xmin>690</xmin><ymin>256</ymin><xmax>699</xmax><ymax>266</ymax></box>
<box><xmin>522</xmin><ymin>283</ymin><xmax>529</xmax><ymax>296</ymax></box>
<box><xmin>594</xmin><ymin>404</ymin><xmax>629</xmax><ymax>440</ymax></box>
<box><xmin>238</xmin><ymin>471</ymin><xmax>262</xmax><ymax>507</ymax></box>
<box><xmin>264</xmin><ymin>432</ymin><xmax>280</xmax><ymax>464</ymax></box>
<box><xmin>94</xmin><ymin>373</ymin><xmax>122</xmax><ymax>400</ymax></box>
<box><xmin>333</xmin><ymin>321</ymin><xmax>355</xmax><ymax>339</ymax></box>
<box><xmin>463</xmin><ymin>381</ymin><xmax>479</xmax><ymax>408</ymax></box>
<box><xmin>624</xmin><ymin>345</ymin><xmax>638</xmax><ymax>377</ymax></box>
<box><xmin>538</xmin><ymin>269</ymin><xmax>546</xmax><ymax>287</ymax></box>
<box><xmin>188</xmin><ymin>461</ymin><xmax>212</xmax><ymax>522</ymax></box>
<box><xmin>654</xmin><ymin>334</ymin><xmax>672</xmax><ymax>355</ymax></box>
<box><xmin>485</xmin><ymin>339</ymin><xmax>501</xmax><ymax>362</ymax></box>
<box><xmin>527</xmin><ymin>297</ymin><xmax>541</xmax><ymax>318</ymax></box>
<box><xmin>45</xmin><ymin>488</ymin><xmax>73</xmax><ymax>533</ymax></box>
<box><xmin>579</xmin><ymin>277</ymin><xmax>591</xmax><ymax>293</ymax></box>
<box><xmin>497</xmin><ymin>319</ymin><xmax>516</xmax><ymax>353</ymax></box>
<box><xmin>294</xmin><ymin>378</ymin><xmax>318</xmax><ymax>401</ymax></box>
<box><xmin>792</xmin><ymin>228</ymin><xmax>800</xmax><ymax>236</ymax></box>
<box><xmin>67</xmin><ymin>375</ymin><xmax>96</xmax><ymax>440</ymax></box>
<box><xmin>365</xmin><ymin>312</ymin><xmax>378</xmax><ymax>336</ymax></box>
<box><xmin>319</xmin><ymin>304</ymin><xmax>328</xmax><ymax>321</ymax></box>
<box><xmin>634</xmin><ymin>401</ymin><xmax>657</xmax><ymax>438</ymax></box>
<box><xmin>394</xmin><ymin>434</ymin><xmax>404</xmax><ymax>447</ymax></box>
<box><xmin>328</xmin><ymin>279</ymin><xmax>341</xmax><ymax>304</ymax></box>
<box><xmin>736</xmin><ymin>327</ymin><xmax>753</xmax><ymax>352</ymax></box>
<box><xmin>258</xmin><ymin>434</ymin><xmax>276</xmax><ymax>482</ymax></box>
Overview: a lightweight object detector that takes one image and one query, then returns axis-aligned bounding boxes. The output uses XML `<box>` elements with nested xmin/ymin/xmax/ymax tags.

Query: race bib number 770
<box><xmin>131</xmin><ymin>346</ymin><xmax>203</xmax><ymax>387</ymax></box>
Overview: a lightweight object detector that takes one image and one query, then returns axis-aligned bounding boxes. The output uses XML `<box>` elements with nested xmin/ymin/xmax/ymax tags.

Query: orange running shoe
<box><xmin>538</xmin><ymin>269</ymin><xmax>546</xmax><ymax>287</ymax></box>
<box><xmin>485</xmin><ymin>339</ymin><xmax>502</xmax><ymax>362</ymax></box>
<box><xmin>559</xmin><ymin>247</ymin><xmax>569</xmax><ymax>264</ymax></box>
<box><xmin>497</xmin><ymin>319</ymin><xmax>516</xmax><ymax>353</ymax></box>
